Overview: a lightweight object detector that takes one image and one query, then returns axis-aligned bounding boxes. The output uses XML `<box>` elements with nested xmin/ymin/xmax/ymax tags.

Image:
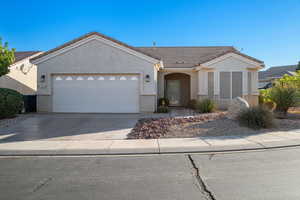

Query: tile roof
<box><xmin>259</xmin><ymin>65</ymin><xmax>298</xmax><ymax>80</ymax></box>
<box><xmin>29</xmin><ymin>32</ymin><xmax>263</xmax><ymax>67</ymax></box>
<box><xmin>14</xmin><ymin>51</ymin><xmax>41</xmax><ymax>63</ymax></box>
<box><xmin>31</xmin><ymin>32</ymin><xmax>161</xmax><ymax>62</ymax></box>
<box><xmin>136</xmin><ymin>46</ymin><xmax>263</xmax><ymax>68</ymax></box>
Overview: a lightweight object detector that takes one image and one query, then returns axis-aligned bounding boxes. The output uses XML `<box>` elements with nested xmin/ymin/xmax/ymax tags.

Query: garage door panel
<box><xmin>53</xmin><ymin>75</ymin><xmax>139</xmax><ymax>113</ymax></box>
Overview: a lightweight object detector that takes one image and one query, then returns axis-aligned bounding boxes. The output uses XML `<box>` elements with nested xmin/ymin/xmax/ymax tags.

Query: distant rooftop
<box><xmin>259</xmin><ymin>65</ymin><xmax>298</xmax><ymax>80</ymax></box>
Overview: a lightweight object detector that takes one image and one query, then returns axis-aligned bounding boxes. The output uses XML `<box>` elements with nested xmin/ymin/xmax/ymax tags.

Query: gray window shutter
<box><xmin>232</xmin><ymin>72</ymin><xmax>243</xmax><ymax>98</ymax></box>
<box><xmin>208</xmin><ymin>72</ymin><xmax>214</xmax><ymax>99</ymax></box>
<box><xmin>248</xmin><ymin>72</ymin><xmax>252</xmax><ymax>94</ymax></box>
<box><xmin>220</xmin><ymin>72</ymin><xmax>231</xmax><ymax>99</ymax></box>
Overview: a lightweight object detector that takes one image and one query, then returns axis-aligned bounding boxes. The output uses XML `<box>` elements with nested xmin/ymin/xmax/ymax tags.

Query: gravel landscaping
<box><xmin>127</xmin><ymin>112</ymin><xmax>226</xmax><ymax>139</ymax></box>
<box><xmin>128</xmin><ymin>112</ymin><xmax>300</xmax><ymax>139</ymax></box>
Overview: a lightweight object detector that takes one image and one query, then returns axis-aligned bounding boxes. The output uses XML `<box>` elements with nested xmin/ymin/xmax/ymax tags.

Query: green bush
<box><xmin>0</xmin><ymin>88</ymin><xmax>23</xmax><ymax>119</ymax></box>
<box><xmin>237</xmin><ymin>106</ymin><xmax>275</xmax><ymax>129</ymax></box>
<box><xmin>196</xmin><ymin>99</ymin><xmax>215</xmax><ymax>113</ymax></box>
<box><xmin>259</xmin><ymin>89</ymin><xmax>271</xmax><ymax>104</ymax></box>
<box><xmin>269</xmin><ymin>86</ymin><xmax>299</xmax><ymax>115</ymax></box>
<box><xmin>187</xmin><ymin>99</ymin><xmax>197</xmax><ymax>109</ymax></box>
<box><xmin>156</xmin><ymin>106</ymin><xmax>169</xmax><ymax>113</ymax></box>
<box><xmin>259</xmin><ymin>89</ymin><xmax>276</xmax><ymax>110</ymax></box>
<box><xmin>158</xmin><ymin>98</ymin><xmax>169</xmax><ymax>107</ymax></box>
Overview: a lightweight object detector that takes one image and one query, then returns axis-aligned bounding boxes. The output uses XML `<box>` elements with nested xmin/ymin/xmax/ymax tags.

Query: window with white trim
<box><xmin>220</xmin><ymin>71</ymin><xmax>243</xmax><ymax>99</ymax></box>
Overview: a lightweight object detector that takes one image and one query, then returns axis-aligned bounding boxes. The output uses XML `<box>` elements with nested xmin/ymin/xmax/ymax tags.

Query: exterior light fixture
<box><xmin>145</xmin><ymin>74</ymin><xmax>150</xmax><ymax>82</ymax></box>
<box><xmin>40</xmin><ymin>75</ymin><xmax>46</xmax><ymax>82</ymax></box>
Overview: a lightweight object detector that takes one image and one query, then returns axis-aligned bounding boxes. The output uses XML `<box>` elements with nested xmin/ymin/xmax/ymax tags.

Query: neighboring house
<box><xmin>259</xmin><ymin>65</ymin><xmax>298</xmax><ymax>89</ymax></box>
<box><xmin>30</xmin><ymin>32</ymin><xmax>264</xmax><ymax>113</ymax></box>
<box><xmin>0</xmin><ymin>51</ymin><xmax>43</xmax><ymax>95</ymax></box>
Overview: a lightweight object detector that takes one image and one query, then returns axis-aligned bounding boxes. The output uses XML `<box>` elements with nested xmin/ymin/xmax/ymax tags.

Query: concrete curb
<box><xmin>1</xmin><ymin>143</ymin><xmax>300</xmax><ymax>156</ymax></box>
<box><xmin>1</xmin><ymin>134</ymin><xmax>300</xmax><ymax>156</ymax></box>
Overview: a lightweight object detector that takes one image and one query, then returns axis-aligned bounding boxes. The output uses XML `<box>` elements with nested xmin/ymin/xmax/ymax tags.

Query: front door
<box><xmin>166</xmin><ymin>80</ymin><xmax>181</xmax><ymax>106</ymax></box>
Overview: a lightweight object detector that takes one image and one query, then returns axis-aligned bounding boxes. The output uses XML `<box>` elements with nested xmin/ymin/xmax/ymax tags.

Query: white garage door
<box><xmin>52</xmin><ymin>75</ymin><xmax>139</xmax><ymax>113</ymax></box>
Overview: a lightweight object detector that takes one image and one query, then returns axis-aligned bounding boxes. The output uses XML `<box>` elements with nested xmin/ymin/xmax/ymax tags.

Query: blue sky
<box><xmin>1</xmin><ymin>0</ymin><xmax>299</xmax><ymax>68</ymax></box>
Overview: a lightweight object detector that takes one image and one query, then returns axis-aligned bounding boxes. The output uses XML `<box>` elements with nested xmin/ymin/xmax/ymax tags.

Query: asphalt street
<box><xmin>1</xmin><ymin>147</ymin><xmax>300</xmax><ymax>200</ymax></box>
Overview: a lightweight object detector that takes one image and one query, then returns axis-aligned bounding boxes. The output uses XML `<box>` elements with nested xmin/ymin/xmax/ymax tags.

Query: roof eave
<box><xmin>12</xmin><ymin>52</ymin><xmax>43</xmax><ymax>66</ymax></box>
<box><xmin>30</xmin><ymin>32</ymin><xmax>161</xmax><ymax>64</ymax></box>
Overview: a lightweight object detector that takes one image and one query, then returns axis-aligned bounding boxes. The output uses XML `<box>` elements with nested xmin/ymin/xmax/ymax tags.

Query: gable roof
<box><xmin>259</xmin><ymin>65</ymin><xmax>298</xmax><ymax>80</ymax></box>
<box><xmin>14</xmin><ymin>51</ymin><xmax>41</xmax><ymax>63</ymax></box>
<box><xmin>30</xmin><ymin>32</ymin><xmax>161</xmax><ymax>62</ymax></box>
<box><xmin>137</xmin><ymin>46</ymin><xmax>263</xmax><ymax>68</ymax></box>
<box><xmin>29</xmin><ymin>31</ymin><xmax>263</xmax><ymax>68</ymax></box>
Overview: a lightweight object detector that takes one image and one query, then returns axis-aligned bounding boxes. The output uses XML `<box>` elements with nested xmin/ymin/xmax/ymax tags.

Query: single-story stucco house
<box><xmin>30</xmin><ymin>32</ymin><xmax>264</xmax><ymax>113</ymax></box>
<box><xmin>0</xmin><ymin>51</ymin><xmax>42</xmax><ymax>95</ymax></box>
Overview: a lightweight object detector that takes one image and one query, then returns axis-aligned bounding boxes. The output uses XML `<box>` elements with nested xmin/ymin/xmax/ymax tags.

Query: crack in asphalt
<box><xmin>32</xmin><ymin>177</ymin><xmax>53</xmax><ymax>193</ymax></box>
<box><xmin>187</xmin><ymin>154</ymin><xmax>216</xmax><ymax>200</ymax></box>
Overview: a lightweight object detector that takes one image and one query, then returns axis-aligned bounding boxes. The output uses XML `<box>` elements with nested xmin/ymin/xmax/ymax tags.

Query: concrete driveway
<box><xmin>0</xmin><ymin>114</ymin><xmax>139</xmax><ymax>142</ymax></box>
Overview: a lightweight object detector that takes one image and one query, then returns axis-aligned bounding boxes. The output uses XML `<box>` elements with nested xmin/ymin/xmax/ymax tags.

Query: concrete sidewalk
<box><xmin>1</xmin><ymin>131</ymin><xmax>300</xmax><ymax>155</ymax></box>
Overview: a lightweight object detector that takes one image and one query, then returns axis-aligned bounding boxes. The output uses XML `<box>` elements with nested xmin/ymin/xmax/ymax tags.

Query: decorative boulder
<box><xmin>227</xmin><ymin>97</ymin><xmax>250</xmax><ymax>119</ymax></box>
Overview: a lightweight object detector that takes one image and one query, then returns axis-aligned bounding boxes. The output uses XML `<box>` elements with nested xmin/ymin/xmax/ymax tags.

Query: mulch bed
<box><xmin>127</xmin><ymin>112</ymin><xmax>226</xmax><ymax>139</ymax></box>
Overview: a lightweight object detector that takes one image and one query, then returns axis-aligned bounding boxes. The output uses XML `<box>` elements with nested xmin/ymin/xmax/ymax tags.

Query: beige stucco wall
<box><xmin>36</xmin><ymin>39</ymin><xmax>158</xmax><ymax>112</ymax></box>
<box><xmin>158</xmin><ymin>70</ymin><xmax>198</xmax><ymax>100</ymax></box>
<box><xmin>140</xmin><ymin>95</ymin><xmax>156</xmax><ymax>112</ymax></box>
<box><xmin>0</xmin><ymin>59</ymin><xmax>37</xmax><ymax>95</ymax></box>
<box><xmin>37</xmin><ymin>95</ymin><xmax>52</xmax><ymax>112</ymax></box>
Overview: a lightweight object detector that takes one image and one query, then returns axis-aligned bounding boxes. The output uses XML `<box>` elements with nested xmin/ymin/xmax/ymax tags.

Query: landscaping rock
<box><xmin>227</xmin><ymin>97</ymin><xmax>250</xmax><ymax>119</ymax></box>
<box><xmin>127</xmin><ymin>112</ymin><xmax>226</xmax><ymax>139</ymax></box>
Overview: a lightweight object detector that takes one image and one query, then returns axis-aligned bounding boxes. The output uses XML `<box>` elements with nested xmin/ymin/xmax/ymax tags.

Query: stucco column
<box><xmin>252</xmin><ymin>71</ymin><xmax>259</xmax><ymax>95</ymax></box>
<box><xmin>197</xmin><ymin>70</ymin><xmax>208</xmax><ymax>96</ymax></box>
<box><xmin>157</xmin><ymin>71</ymin><xmax>165</xmax><ymax>98</ymax></box>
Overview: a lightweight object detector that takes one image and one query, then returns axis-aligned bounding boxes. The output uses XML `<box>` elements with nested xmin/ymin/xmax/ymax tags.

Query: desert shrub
<box><xmin>158</xmin><ymin>98</ymin><xmax>169</xmax><ymax>107</ymax></box>
<box><xmin>259</xmin><ymin>89</ymin><xmax>276</xmax><ymax>110</ymax></box>
<box><xmin>156</xmin><ymin>106</ymin><xmax>169</xmax><ymax>113</ymax></box>
<box><xmin>187</xmin><ymin>99</ymin><xmax>197</xmax><ymax>109</ymax></box>
<box><xmin>196</xmin><ymin>99</ymin><xmax>215</xmax><ymax>113</ymax></box>
<box><xmin>0</xmin><ymin>88</ymin><xmax>23</xmax><ymax>119</ymax></box>
<box><xmin>268</xmin><ymin>86</ymin><xmax>299</xmax><ymax>115</ymax></box>
<box><xmin>237</xmin><ymin>106</ymin><xmax>275</xmax><ymax>129</ymax></box>
<box><xmin>259</xmin><ymin>89</ymin><xmax>271</xmax><ymax>104</ymax></box>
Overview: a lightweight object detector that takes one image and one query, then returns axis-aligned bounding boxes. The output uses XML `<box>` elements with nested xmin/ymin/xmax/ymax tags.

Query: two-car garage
<box><xmin>32</xmin><ymin>32</ymin><xmax>160</xmax><ymax>113</ymax></box>
<box><xmin>52</xmin><ymin>74</ymin><xmax>140</xmax><ymax>113</ymax></box>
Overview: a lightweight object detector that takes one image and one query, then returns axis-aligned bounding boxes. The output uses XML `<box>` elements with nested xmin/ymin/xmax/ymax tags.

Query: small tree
<box><xmin>276</xmin><ymin>71</ymin><xmax>300</xmax><ymax>90</ymax></box>
<box><xmin>0</xmin><ymin>38</ymin><xmax>15</xmax><ymax>77</ymax></box>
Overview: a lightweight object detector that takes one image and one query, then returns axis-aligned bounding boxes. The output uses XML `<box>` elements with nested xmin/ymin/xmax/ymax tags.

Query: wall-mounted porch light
<box><xmin>145</xmin><ymin>74</ymin><xmax>150</xmax><ymax>82</ymax></box>
<box><xmin>40</xmin><ymin>75</ymin><xmax>46</xmax><ymax>83</ymax></box>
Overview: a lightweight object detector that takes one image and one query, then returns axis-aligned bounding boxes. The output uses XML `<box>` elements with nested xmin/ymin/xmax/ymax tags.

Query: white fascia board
<box><xmin>159</xmin><ymin>61</ymin><xmax>164</xmax><ymax>69</ymax></box>
<box><xmin>31</xmin><ymin>35</ymin><xmax>160</xmax><ymax>65</ymax></box>
<box><xmin>195</xmin><ymin>52</ymin><xmax>264</xmax><ymax>70</ymax></box>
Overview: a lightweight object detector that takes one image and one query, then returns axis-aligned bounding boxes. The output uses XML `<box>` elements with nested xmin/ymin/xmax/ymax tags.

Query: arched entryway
<box><xmin>164</xmin><ymin>73</ymin><xmax>191</xmax><ymax>106</ymax></box>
